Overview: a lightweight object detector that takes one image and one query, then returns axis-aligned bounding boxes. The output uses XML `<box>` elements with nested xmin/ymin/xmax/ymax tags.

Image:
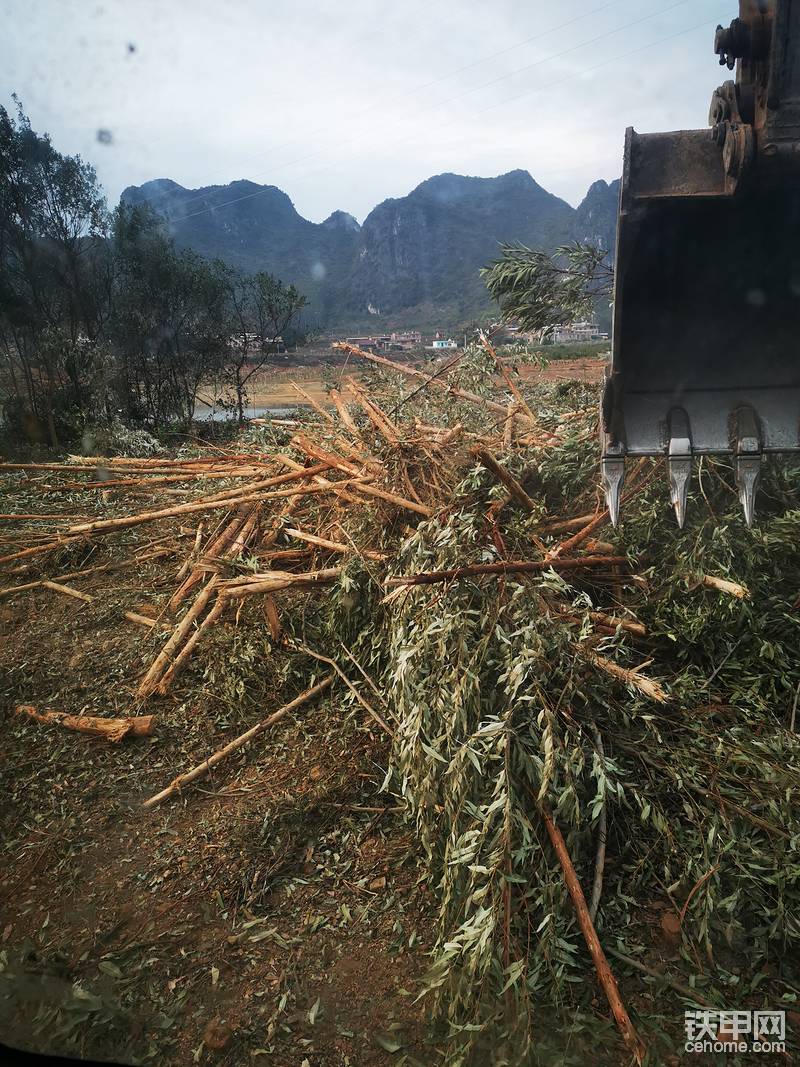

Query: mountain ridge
<box><xmin>121</xmin><ymin>170</ymin><xmax>620</xmax><ymax>328</ymax></box>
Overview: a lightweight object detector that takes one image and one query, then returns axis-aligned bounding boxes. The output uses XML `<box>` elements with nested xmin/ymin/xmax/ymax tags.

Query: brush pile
<box><xmin>2</xmin><ymin>338</ymin><xmax>800</xmax><ymax>1064</ymax></box>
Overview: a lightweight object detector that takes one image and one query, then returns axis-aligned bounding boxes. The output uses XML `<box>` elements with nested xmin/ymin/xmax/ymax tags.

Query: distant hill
<box><xmin>121</xmin><ymin>171</ymin><xmax>619</xmax><ymax>329</ymax></box>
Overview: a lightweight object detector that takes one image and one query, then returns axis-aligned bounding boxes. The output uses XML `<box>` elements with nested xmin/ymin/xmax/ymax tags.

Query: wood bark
<box><xmin>540</xmin><ymin>803</ymin><xmax>646</xmax><ymax>1065</ymax></box>
<box><xmin>15</xmin><ymin>705</ymin><xmax>155</xmax><ymax>741</ymax></box>
<box><xmin>472</xmin><ymin>447</ymin><xmax>535</xmax><ymax>511</ymax></box>
<box><xmin>137</xmin><ymin>577</ymin><xmax>220</xmax><ymax>698</ymax></box>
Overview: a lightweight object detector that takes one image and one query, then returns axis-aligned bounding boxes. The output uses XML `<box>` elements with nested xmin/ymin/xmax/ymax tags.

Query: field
<box><xmin>2</xmin><ymin>342</ymin><xmax>798</xmax><ymax>1066</ymax></box>
<box><xmin>220</xmin><ymin>355</ymin><xmax>606</xmax><ymax>412</ymax></box>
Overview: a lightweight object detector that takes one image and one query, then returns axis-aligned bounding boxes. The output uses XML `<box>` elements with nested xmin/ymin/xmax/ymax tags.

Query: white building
<box><xmin>549</xmin><ymin>322</ymin><xmax>607</xmax><ymax>344</ymax></box>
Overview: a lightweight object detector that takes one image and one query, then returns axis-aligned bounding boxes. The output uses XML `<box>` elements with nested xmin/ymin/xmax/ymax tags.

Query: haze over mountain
<box><xmin>121</xmin><ymin>170</ymin><xmax>619</xmax><ymax>329</ymax></box>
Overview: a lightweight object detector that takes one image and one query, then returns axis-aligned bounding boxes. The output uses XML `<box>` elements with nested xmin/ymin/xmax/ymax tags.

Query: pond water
<box><xmin>194</xmin><ymin>403</ymin><xmax>300</xmax><ymax>422</ymax></box>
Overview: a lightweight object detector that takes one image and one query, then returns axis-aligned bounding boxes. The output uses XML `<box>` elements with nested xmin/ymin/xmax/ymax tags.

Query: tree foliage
<box><xmin>0</xmin><ymin>101</ymin><xmax>307</xmax><ymax>442</ymax></box>
<box><xmin>218</xmin><ymin>266</ymin><xmax>308</xmax><ymax>423</ymax></box>
<box><xmin>481</xmin><ymin>241</ymin><xmax>614</xmax><ymax>336</ymax></box>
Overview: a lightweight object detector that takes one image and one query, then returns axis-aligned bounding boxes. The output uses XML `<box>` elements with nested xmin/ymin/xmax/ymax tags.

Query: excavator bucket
<box><xmin>601</xmin><ymin>0</ymin><xmax>800</xmax><ymax>526</ymax></box>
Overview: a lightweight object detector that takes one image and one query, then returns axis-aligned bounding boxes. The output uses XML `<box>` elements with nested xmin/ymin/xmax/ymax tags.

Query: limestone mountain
<box><xmin>121</xmin><ymin>171</ymin><xmax>619</xmax><ymax>327</ymax></box>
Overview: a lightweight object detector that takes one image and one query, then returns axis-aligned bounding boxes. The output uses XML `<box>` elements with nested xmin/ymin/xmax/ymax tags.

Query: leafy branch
<box><xmin>481</xmin><ymin>241</ymin><xmax>614</xmax><ymax>335</ymax></box>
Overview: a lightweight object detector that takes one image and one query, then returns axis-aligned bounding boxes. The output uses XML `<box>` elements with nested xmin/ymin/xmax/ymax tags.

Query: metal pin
<box><xmin>601</xmin><ymin>455</ymin><xmax>625</xmax><ymax>527</ymax></box>
<box><xmin>667</xmin><ymin>408</ymin><xmax>692</xmax><ymax>528</ymax></box>
<box><xmin>734</xmin><ymin>407</ymin><xmax>762</xmax><ymax>528</ymax></box>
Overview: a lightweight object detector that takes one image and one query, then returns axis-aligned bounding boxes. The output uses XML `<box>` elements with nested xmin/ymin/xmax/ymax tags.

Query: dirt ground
<box><xmin>0</xmin><ymin>516</ymin><xmax>436</xmax><ymax>1066</ymax></box>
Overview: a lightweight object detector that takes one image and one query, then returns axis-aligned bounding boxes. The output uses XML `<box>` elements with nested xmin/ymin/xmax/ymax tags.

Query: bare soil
<box><xmin>0</xmin><ymin>512</ymin><xmax>436</xmax><ymax>1066</ymax></box>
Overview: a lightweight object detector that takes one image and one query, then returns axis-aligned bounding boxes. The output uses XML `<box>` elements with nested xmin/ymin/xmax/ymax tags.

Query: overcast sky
<box><xmin>3</xmin><ymin>0</ymin><xmax>738</xmax><ymax>223</ymax></box>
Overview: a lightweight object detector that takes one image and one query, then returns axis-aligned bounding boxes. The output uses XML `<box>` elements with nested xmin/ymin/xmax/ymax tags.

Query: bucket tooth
<box><xmin>667</xmin><ymin>408</ymin><xmax>692</xmax><ymax>529</ymax></box>
<box><xmin>734</xmin><ymin>407</ymin><xmax>762</xmax><ymax>528</ymax></box>
<box><xmin>736</xmin><ymin>455</ymin><xmax>761</xmax><ymax>527</ymax></box>
<box><xmin>601</xmin><ymin>455</ymin><xmax>625</xmax><ymax>527</ymax></box>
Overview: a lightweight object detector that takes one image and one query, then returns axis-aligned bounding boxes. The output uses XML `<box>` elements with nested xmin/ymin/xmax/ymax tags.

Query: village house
<box><xmin>548</xmin><ymin>321</ymin><xmax>608</xmax><ymax>343</ymax></box>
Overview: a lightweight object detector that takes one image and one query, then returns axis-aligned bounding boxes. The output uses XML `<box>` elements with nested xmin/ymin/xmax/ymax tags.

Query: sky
<box><xmin>2</xmin><ymin>0</ymin><xmax>739</xmax><ymax>223</ymax></box>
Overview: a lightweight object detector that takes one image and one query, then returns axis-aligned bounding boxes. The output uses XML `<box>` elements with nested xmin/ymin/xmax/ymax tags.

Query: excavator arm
<box><xmin>601</xmin><ymin>0</ymin><xmax>800</xmax><ymax>526</ymax></box>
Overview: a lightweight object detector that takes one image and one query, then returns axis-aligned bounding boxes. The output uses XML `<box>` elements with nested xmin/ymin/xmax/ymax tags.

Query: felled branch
<box><xmin>386</xmin><ymin>556</ymin><xmax>628</xmax><ymax>587</ymax></box>
<box><xmin>540</xmin><ymin>802</ymin><xmax>646</xmax><ymax>1065</ymax></box>
<box><xmin>471</xmin><ymin>447</ymin><xmax>536</xmax><ymax>511</ymax></box>
<box><xmin>141</xmin><ymin>676</ymin><xmax>334</xmax><ymax>808</ymax></box>
<box><xmin>577</xmin><ymin>645</ymin><xmax>668</xmax><ymax>703</ymax></box>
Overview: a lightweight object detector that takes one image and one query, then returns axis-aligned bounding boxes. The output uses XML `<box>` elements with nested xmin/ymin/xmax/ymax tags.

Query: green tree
<box><xmin>481</xmin><ymin>241</ymin><xmax>613</xmax><ymax>337</ymax></box>
<box><xmin>111</xmin><ymin>204</ymin><xmax>229</xmax><ymax>432</ymax></box>
<box><xmin>219</xmin><ymin>267</ymin><xmax>308</xmax><ymax>423</ymax></box>
<box><xmin>0</xmin><ymin>100</ymin><xmax>113</xmax><ymax>444</ymax></box>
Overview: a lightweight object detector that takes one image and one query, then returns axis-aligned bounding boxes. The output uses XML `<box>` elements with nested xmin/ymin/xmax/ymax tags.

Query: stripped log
<box><xmin>283</xmin><ymin>526</ymin><xmax>386</xmax><ymax>560</ymax></box>
<box><xmin>347</xmin><ymin>480</ymin><xmax>432</xmax><ymax>516</ymax></box>
<box><xmin>290</xmin><ymin>380</ymin><xmax>336</xmax><ymax>424</ymax></box>
<box><xmin>168</xmin><ymin>509</ymin><xmax>247</xmax><ymax>610</ymax></box>
<box><xmin>229</xmin><ymin>505</ymin><xmax>261</xmax><ymax>556</ymax></box>
<box><xmin>344</xmin><ymin>376</ymin><xmax>401</xmax><ymax>444</ymax></box>
<box><xmin>45</xmin><ymin>468</ymin><xmax>274</xmax><ymax>491</ymax></box>
<box><xmin>278</xmin><ymin>455</ymin><xmax>378</xmax><ymax>509</ymax></box>
<box><xmin>502</xmin><ymin>401</ymin><xmax>516</xmax><ymax>449</ymax></box>
<box><xmin>291</xmin><ymin>434</ymin><xmax>362</xmax><ymax>477</ymax></box>
<box><xmin>480</xmin><ymin>331</ymin><xmax>538</xmax><ymax>424</ymax></box>
<box><xmin>332</xmin><ymin>436</ymin><xmax>385</xmax><ymax>474</ymax></box>
<box><xmin>330</xmin><ymin>388</ymin><xmax>359</xmax><ymax>434</ymax></box>
<box><xmin>141</xmin><ymin>676</ymin><xmax>334</xmax><ymax>808</ymax></box>
<box><xmin>15</xmin><ymin>705</ymin><xmax>155</xmax><ymax>742</ymax></box>
<box><xmin>157</xmin><ymin>594</ymin><xmax>228</xmax><ymax>694</ymax></box>
<box><xmin>175</xmin><ymin>522</ymin><xmax>205</xmax><ymax>583</ymax></box>
<box><xmin>280</xmin><ymin>451</ymin><xmax>431</xmax><ymax>516</ymax></box>
<box><xmin>221</xmin><ymin>567</ymin><xmax>341</xmax><ymax>599</ymax></box>
<box><xmin>137</xmin><ymin>577</ymin><xmax>220</xmax><ymax>698</ymax></box>
<box><xmin>65</xmin><ymin>476</ymin><xmax>356</xmax><ymax>539</ymax></box>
